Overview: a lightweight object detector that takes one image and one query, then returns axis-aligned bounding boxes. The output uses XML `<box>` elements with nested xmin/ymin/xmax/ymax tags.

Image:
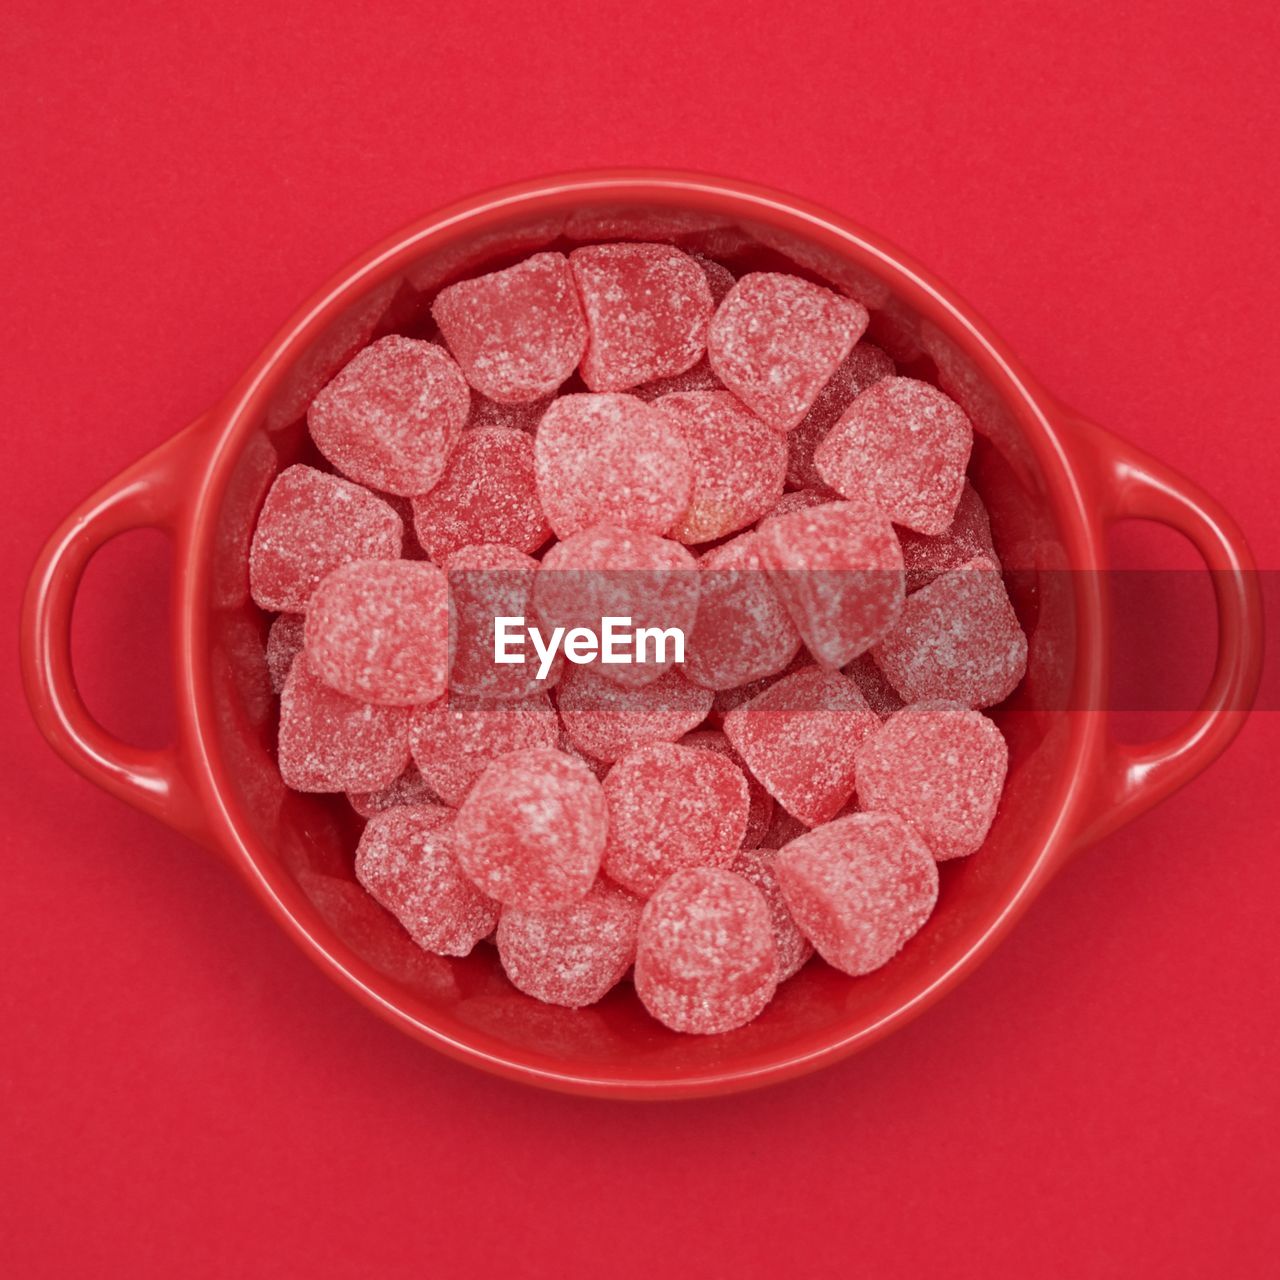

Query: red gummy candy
<box><xmin>757</xmin><ymin>488</ymin><xmax>836</xmax><ymax>526</ymax></box>
<box><xmin>707</xmin><ymin>273</ymin><xmax>869</xmax><ymax>432</ymax></box>
<box><xmin>602</xmin><ymin>742</ymin><xmax>750</xmax><ymax>897</ymax></box>
<box><xmin>431</xmin><ymin>251</ymin><xmax>587</xmax><ymax>403</ymax></box>
<box><xmin>534</xmin><ymin>393</ymin><xmax>692</xmax><ymax>538</ymax></box>
<box><xmin>898</xmin><ymin>480</ymin><xmax>996</xmax><ymax>592</ymax></box>
<box><xmin>634</xmin><ymin>867</ymin><xmax>778</xmax><ymax>1034</ymax></box>
<box><xmin>570</xmin><ymin>243</ymin><xmax>714</xmax><ymax>391</ymax></box>
<box><xmin>657</xmin><ymin>391</ymin><xmax>786</xmax><ymax>545</ymax></box>
<box><xmin>496</xmin><ymin>881</ymin><xmax>643</xmax><ymax>1008</ymax></box>
<box><xmin>692</xmin><ymin>253</ymin><xmax>736</xmax><ymax>304</ymax></box>
<box><xmin>355</xmin><ymin>804</ymin><xmax>498</xmax><ymax>956</ymax></box>
<box><xmin>775</xmin><ymin>813</ymin><xmax>939</xmax><ymax>976</ymax></box>
<box><xmin>855</xmin><ymin>701</ymin><xmax>1008</xmax><ymax>860</ymax></box>
<box><xmin>731</xmin><ymin>848</ymin><xmax>813</xmax><ymax>981</ymax></box>
<box><xmin>814</xmin><ymin>376</ymin><xmax>972</xmax><ymax>535</ymax></box>
<box><xmin>873</xmin><ymin>555</ymin><xmax>1028</xmax><ymax>707</ymax></box>
<box><xmin>348</xmin><ymin>763</ymin><xmax>439</xmax><ymax>818</ymax></box>
<box><xmin>308</xmin><ymin>335</ymin><xmax>470</xmax><ymax>495</ymax></box>
<box><xmin>843</xmin><ymin>652</ymin><xmax>905</xmax><ymax>719</ymax></box>
<box><xmin>304</xmin><ymin>560</ymin><xmax>450</xmax><ymax>706</ymax></box>
<box><xmin>249</xmin><ymin>465</ymin><xmax>403</xmax><ymax>612</ymax></box>
<box><xmin>631</xmin><ymin>358</ymin><xmax>724</xmax><ymax>403</ymax></box>
<box><xmin>756</xmin><ymin>500</ymin><xmax>904</xmax><ymax>669</ymax></box>
<box><xmin>265</xmin><ymin>612</ymin><xmax>305</xmax><ymax>693</ymax></box>
<box><xmin>454</xmin><ymin>748</ymin><xmax>607</xmax><ymax>909</ymax></box>
<box><xmin>467</xmin><ymin>392</ymin><xmax>553</xmax><ymax>433</ymax></box>
<box><xmin>679</xmin><ymin>729</ymin><xmax>775</xmax><ymax>851</ymax></box>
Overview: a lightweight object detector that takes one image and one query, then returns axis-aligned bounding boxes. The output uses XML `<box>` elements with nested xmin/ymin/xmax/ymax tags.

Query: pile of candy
<box><xmin>249</xmin><ymin>236</ymin><xmax>1027</xmax><ymax>1034</ymax></box>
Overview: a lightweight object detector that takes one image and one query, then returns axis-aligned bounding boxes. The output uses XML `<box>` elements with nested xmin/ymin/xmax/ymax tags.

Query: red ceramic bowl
<box><xmin>20</xmin><ymin>172</ymin><xmax>1263</xmax><ymax>1098</ymax></box>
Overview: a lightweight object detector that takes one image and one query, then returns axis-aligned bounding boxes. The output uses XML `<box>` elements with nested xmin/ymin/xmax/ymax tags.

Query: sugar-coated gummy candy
<box><xmin>657</xmin><ymin>391</ymin><xmax>787</xmax><ymax>544</ymax></box>
<box><xmin>775</xmin><ymin>813</ymin><xmax>939</xmax><ymax>976</ymax></box>
<box><xmin>534</xmin><ymin>393</ymin><xmax>692</xmax><ymax>538</ymax></box>
<box><xmin>556</xmin><ymin>663</ymin><xmax>713</xmax><ymax>764</ymax></box>
<box><xmin>680</xmin><ymin>729</ymin><xmax>775</xmax><ymax>850</ymax></box>
<box><xmin>707</xmin><ymin>273</ymin><xmax>869</xmax><ymax>432</ymax></box>
<box><xmin>431</xmin><ymin>252</ymin><xmax>587</xmax><ymax>403</ymax></box>
<box><xmin>410</xmin><ymin>426</ymin><xmax>550</xmax><ymax>559</ymax></box>
<box><xmin>355</xmin><ymin>804</ymin><xmax>498</xmax><ymax>956</ymax></box>
<box><xmin>683</xmin><ymin>532</ymin><xmax>800</xmax><ymax>691</ymax></box>
<box><xmin>249</xmin><ymin>465</ymin><xmax>403</xmax><ymax>612</ymax></box>
<box><xmin>409</xmin><ymin>693</ymin><xmax>560</xmax><ymax>807</ymax></box>
<box><xmin>467</xmin><ymin>392</ymin><xmax>553</xmax><ymax>433</ymax></box>
<box><xmin>570</xmin><ymin>243</ymin><xmax>714</xmax><ymax>391</ymax></box>
<box><xmin>277</xmin><ymin>658</ymin><xmax>412</xmax><ymax>792</ymax></box>
<box><xmin>898</xmin><ymin>480</ymin><xmax>996</xmax><ymax>592</ymax></box>
<box><xmin>454</xmin><ymin>748</ymin><xmax>607</xmax><ymax>909</ymax></box>
<box><xmin>814</xmin><ymin>376</ymin><xmax>972</xmax><ymax>536</ymax></box>
<box><xmin>602</xmin><ymin>743</ymin><xmax>750</xmax><ymax>897</ymax></box>
<box><xmin>348</xmin><ymin>763</ymin><xmax>439</xmax><ymax>818</ymax></box>
<box><xmin>304</xmin><ymin>560</ymin><xmax>450</xmax><ymax>706</ymax></box>
<box><xmin>710</xmin><ymin>649</ymin><xmax>810</xmax><ymax>720</ymax></box>
<box><xmin>731</xmin><ymin>848</ymin><xmax>813</xmax><ymax>981</ymax></box>
<box><xmin>631</xmin><ymin>358</ymin><xmax>724</xmax><ymax>403</ymax></box>
<box><xmin>691</xmin><ymin>253</ymin><xmax>736</xmax><ymax>305</ymax></box>
<box><xmin>757</xmin><ymin>500</ymin><xmax>904</xmax><ymax>669</ymax></box>
<box><xmin>266</xmin><ymin>613</ymin><xmax>306</xmax><ymax>693</ymax></box>
<box><xmin>723</xmin><ymin>665</ymin><xmax>879</xmax><ymax>827</ymax></box>
<box><xmin>843</xmin><ymin>652</ymin><xmax>905</xmax><ymax>719</ymax></box>
<box><xmin>307</xmin><ymin>336</ymin><xmax>470</xmax><ymax>495</ymax></box>
<box><xmin>873</xmin><ymin>555</ymin><xmax>1027</xmax><ymax>707</ymax></box>
<box><xmin>854</xmin><ymin>701</ymin><xmax>1008</xmax><ymax>861</ymax></box>
<box><xmin>763</xmin><ymin>806</ymin><xmax>810</xmax><ymax>851</ymax></box>
<box><xmin>757</xmin><ymin>488</ymin><xmax>836</xmax><ymax>526</ymax></box>
<box><xmin>496</xmin><ymin>881</ymin><xmax>643</xmax><ymax>1008</ymax></box>
<box><xmin>634</xmin><ymin>867</ymin><xmax>778</xmax><ymax>1034</ymax></box>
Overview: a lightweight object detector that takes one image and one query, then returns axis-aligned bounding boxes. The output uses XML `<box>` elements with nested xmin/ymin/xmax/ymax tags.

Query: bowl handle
<box><xmin>1052</xmin><ymin>403</ymin><xmax>1265</xmax><ymax>846</ymax></box>
<box><xmin>20</xmin><ymin>414</ymin><xmax>220</xmax><ymax>848</ymax></box>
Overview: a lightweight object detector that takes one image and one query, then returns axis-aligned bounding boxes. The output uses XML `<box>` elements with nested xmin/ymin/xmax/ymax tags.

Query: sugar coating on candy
<box><xmin>496</xmin><ymin>881</ymin><xmax>643</xmax><ymax>1008</ymax></box>
<box><xmin>602</xmin><ymin>743</ymin><xmax>750</xmax><ymax>897</ymax></box>
<box><xmin>843</xmin><ymin>652</ymin><xmax>905</xmax><ymax>719</ymax></box>
<box><xmin>683</xmin><ymin>532</ymin><xmax>800</xmax><ymax>691</ymax></box>
<box><xmin>556</xmin><ymin>663</ymin><xmax>713</xmax><ymax>764</ymax></box>
<box><xmin>854</xmin><ymin>701</ymin><xmax>1008</xmax><ymax>861</ymax></box>
<box><xmin>631</xmin><ymin>358</ymin><xmax>724</xmax><ymax>403</ymax></box>
<box><xmin>710</xmin><ymin>649</ymin><xmax>810</xmax><ymax>720</ymax></box>
<box><xmin>304</xmin><ymin>560</ymin><xmax>450</xmax><ymax>706</ymax></box>
<box><xmin>707</xmin><ymin>273</ymin><xmax>869</xmax><ymax>432</ymax></box>
<box><xmin>691</xmin><ymin>254</ymin><xmax>736</xmax><ymax>304</ymax></box>
<box><xmin>723</xmin><ymin>665</ymin><xmax>880</xmax><ymax>827</ymax></box>
<box><xmin>775</xmin><ymin>813</ymin><xmax>938</xmax><ymax>976</ymax></box>
<box><xmin>731</xmin><ymin>848</ymin><xmax>813</xmax><ymax>981</ymax></box>
<box><xmin>348</xmin><ymin>763</ymin><xmax>439</xmax><ymax>818</ymax></box>
<box><xmin>467</xmin><ymin>392</ymin><xmax>552</xmax><ymax>433</ymax></box>
<box><xmin>454</xmin><ymin>747</ymin><xmax>607</xmax><ymax>909</ymax></box>
<box><xmin>266</xmin><ymin>613</ymin><xmax>305</xmax><ymax>693</ymax></box>
<box><xmin>757</xmin><ymin>488</ymin><xmax>836</xmax><ymax>527</ymax></box>
<box><xmin>355</xmin><ymin>805</ymin><xmax>498</xmax><ymax>956</ymax></box>
<box><xmin>431</xmin><ymin>252</ymin><xmax>587</xmax><ymax>404</ymax></box>
<box><xmin>278</xmin><ymin>658</ymin><xmax>412</xmax><ymax>792</ymax></box>
<box><xmin>249</xmin><ymin>465</ymin><xmax>403</xmax><ymax>612</ymax></box>
<box><xmin>634</xmin><ymin>868</ymin><xmax>778</xmax><ymax>1034</ymax></box>
<box><xmin>680</xmin><ymin>729</ymin><xmax>775</xmax><ymax>850</ymax></box>
<box><xmin>570</xmin><ymin>243</ymin><xmax>714</xmax><ymax>391</ymax></box>
<box><xmin>757</xmin><ymin>501</ymin><xmax>905</xmax><ymax>669</ymax></box>
<box><xmin>898</xmin><ymin>480</ymin><xmax>996</xmax><ymax>592</ymax></box>
<box><xmin>409</xmin><ymin>693</ymin><xmax>559</xmax><ymax>807</ymax></box>
<box><xmin>787</xmin><ymin>342</ymin><xmax>896</xmax><ymax>489</ymax></box>
<box><xmin>873</xmin><ymin>555</ymin><xmax>1028</xmax><ymax>707</ymax></box>
<box><xmin>534</xmin><ymin>393</ymin><xmax>692</xmax><ymax>538</ymax></box>
<box><xmin>658</xmin><ymin>391</ymin><xmax>787</xmax><ymax>544</ymax></box>
<box><xmin>814</xmin><ymin>376</ymin><xmax>973</xmax><ymax>536</ymax></box>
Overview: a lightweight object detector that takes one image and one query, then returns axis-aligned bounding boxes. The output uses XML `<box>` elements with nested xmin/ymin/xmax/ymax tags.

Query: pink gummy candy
<box><xmin>307</xmin><ymin>336</ymin><xmax>470</xmax><ymax>495</ymax></box>
<box><xmin>265</xmin><ymin>612</ymin><xmax>305</xmax><ymax>693</ymax></box>
<box><xmin>683</xmin><ymin>532</ymin><xmax>800</xmax><ymax>691</ymax></box>
<box><xmin>570</xmin><ymin>243</ymin><xmax>714</xmax><ymax>391</ymax></box>
<box><xmin>355</xmin><ymin>804</ymin><xmax>498</xmax><ymax>956</ymax></box>
<box><xmin>634</xmin><ymin>867</ymin><xmax>778</xmax><ymax>1034</ymax></box>
<box><xmin>431</xmin><ymin>252</ymin><xmax>587</xmax><ymax>403</ymax></box>
<box><xmin>855</xmin><ymin>701</ymin><xmax>1009</xmax><ymax>861</ymax></box>
<box><xmin>348</xmin><ymin>763</ymin><xmax>439</xmax><ymax>818</ymax></box>
<box><xmin>556</xmin><ymin>662</ymin><xmax>713</xmax><ymax>764</ymax></box>
<box><xmin>409</xmin><ymin>692</ymin><xmax>560</xmax><ymax>807</ymax></box>
<box><xmin>304</xmin><ymin>559</ymin><xmax>450</xmax><ymax>706</ymax></box>
<box><xmin>843</xmin><ymin>652</ymin><xmax>905</xmax><ymax>719</ymax></box>
<box><xmin>602</xmin><ymin>742</ymin><xmax>750</xmax><ymax>897</ymax></box>
<box><xmin>814</xmin><ymin>376</ymin><xmax>972</xmax><ymax>536</ymax></box>
<box><xmin>898</xmin><ymin>480</ymin><xmax>996</xmax><ymax>592</ymax></box>
<box><xmin>496</xmin><ymin>881</ymin><xmax>643</xmax><ymax>1008</ymax></box>
<box><xmin>631</xmin><ymin>357</ymin><xmax>724</xmax><ymax>403</ymax></box>
<box><xmin>534</xmin><ymin>393</ymin><xmax>692</xmax><ymax>538</ymax></box>
<box><xmin>453</xmin><ymin>748</ymin><xmax>608</xmax><ymax>909</ymax></box>
<box><xmin>723</xmin><ymin>665</ymin><xmax>880</xmax><ymax>827</ymax></box>
<box><xmin>249</xmin><ymin>465</ymin><xmax>403</xmax><ymax>612</ymax></box>
<box><xmin>775</xmin><ymin>813</ymin><xmax>939</xmax><ymax>976</ymax></box>
<box><xmin>679</xmin><ymin>729</ymin><xmax>775</xmax><ymax>851</ymax></box>
<box><xmin>731</xmin><ymin>848</ymin><xmax>813</xmax><ymax>981</ymax></box>
<box><xmin>756</xmin><ymin>500</ymin><xmax>905</xmax><ymax>669</ymax></box>
<box><xmin>277</xmin><ymin>658</ymin><xmax>412</xmax><ymax>793</ymax></box>
<box><xmin>657</xmin><ymin>391</ymin><xmax>787</xmax><ymax>544</ymax></box>
<box><xmin>873</xmin><ymin>555</ymin><xmax>1028</xmax><ymax>707</ymax></box>
<box><xmin>410</xmin><ymin>426</ymin><xmax>550</xmax><ymax>559</ymax></box>
<box><xmin>707</xmin><ymin>273</ymin><xmax>869</xmax><ymax>432</ymax></box>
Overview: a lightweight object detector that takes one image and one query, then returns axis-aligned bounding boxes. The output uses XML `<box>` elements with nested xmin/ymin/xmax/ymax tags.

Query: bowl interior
<box><xmin>200</xmin><ymin>185</ymin><xmax>1081</xmax><ymax>1089</ymax></box>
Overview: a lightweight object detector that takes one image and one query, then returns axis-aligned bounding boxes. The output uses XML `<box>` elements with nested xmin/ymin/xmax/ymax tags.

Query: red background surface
<box><xmin>3</xmin><ymin>2</ymin><xmax>1277</xmax><ymax>1275</ymax></box>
